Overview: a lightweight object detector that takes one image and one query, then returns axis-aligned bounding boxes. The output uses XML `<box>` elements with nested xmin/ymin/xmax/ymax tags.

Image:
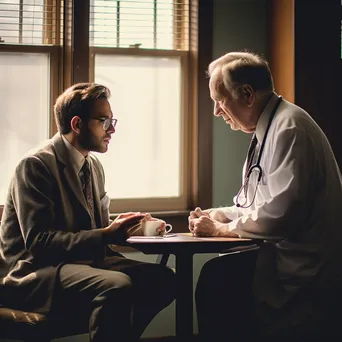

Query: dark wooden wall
<box><xmin>269</xmin><ymin>0</ymin><xmax>342</xmax><ymax>169</ymax></box>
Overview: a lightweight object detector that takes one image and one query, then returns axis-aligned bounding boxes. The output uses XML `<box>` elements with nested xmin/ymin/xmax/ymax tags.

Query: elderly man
<box><xmin>0</xmin><ymin>83</ymin><xmax>175</xmax><ymax>342</ymax></box>
<box><xmin>189</xmin><ymin>52</ymin><xmax>342</xmax><ymax>341</ymax></box>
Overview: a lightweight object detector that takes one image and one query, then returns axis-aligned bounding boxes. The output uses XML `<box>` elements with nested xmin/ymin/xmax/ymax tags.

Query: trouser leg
<box><xmin>101</xmin><ymin>257</ymin><xmax>176</xmax><ymax>339</ymax></box>
<box><xmin>195</xmin><ymin>249</ymin><xmax>259</xmax><ymax>342</ymax></box>
<box><xmin>56</xmin><ymin>263</ymin><xmax>135</xmax><ymax>342</ymax></box>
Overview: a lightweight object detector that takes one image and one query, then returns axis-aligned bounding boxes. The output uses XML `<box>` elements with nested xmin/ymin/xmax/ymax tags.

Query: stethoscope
<box><xmin>236</xmin><ymin>95</ymin><xmax>283</xmax><ymax>208</ymax></box>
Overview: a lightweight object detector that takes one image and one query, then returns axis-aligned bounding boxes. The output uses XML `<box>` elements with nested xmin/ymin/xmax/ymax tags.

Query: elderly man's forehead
<box><xmin>209</xmin><ymin>70</ymin><xmax>224</xmax><ymax>96</ymax></box>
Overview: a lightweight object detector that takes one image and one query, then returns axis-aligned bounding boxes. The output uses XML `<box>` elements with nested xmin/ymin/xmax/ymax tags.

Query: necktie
<box><xmin>80</xmin><ymin>159</ymin><xmax>97</xmax><ymax>229</ymax></box>
<box><xmin>245</xmin><ymin>134</ymin><xmax>258</xmax><ymax>180</ymax></box>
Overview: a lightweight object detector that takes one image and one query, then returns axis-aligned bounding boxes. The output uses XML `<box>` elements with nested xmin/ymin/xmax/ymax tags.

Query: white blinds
<box><xmin>0</xmin><ymin>0</ymin><xmax>60</xmax><ymax>45</ymax></box>
<box><xmin>90</xmin><ymin>0</ymin><xmax>190</xmax><ymax>50</ymax></box>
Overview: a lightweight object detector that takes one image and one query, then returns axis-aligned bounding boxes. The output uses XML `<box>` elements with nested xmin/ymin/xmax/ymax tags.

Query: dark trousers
<box><xmin>195</xmin><ymin>248</ymin><xmax>342</xmax><ymax>342</ymax></box>
<box><xmin>195</xmin><ymin>248</ymin><xmax>259</xmax><ymax>342</ymax></box>
<box><xmin>52</xmin><ymin>256</ymin><xmax>176</xmax><ymax>342</ymax></box>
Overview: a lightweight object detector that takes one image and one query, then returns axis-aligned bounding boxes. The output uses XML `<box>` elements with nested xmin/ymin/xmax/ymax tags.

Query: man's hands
<box><xmin>102</xmin><ymin>212</ymin><xmax>146</xmax><ymax>244</ymax></box>
<box><xmin>188</xmin><ymin>207</ymin><xmax>236</xmax><ymax>237</ymax></box>
<box><xmin>209</xmin><ymin>210</ymin><xmax>231</xmax><ymax>224</ymax></box>
<box><xmin>188</xmin><ymin>207</ymin><xmax>210</xmax><ymax>235</ymax></box>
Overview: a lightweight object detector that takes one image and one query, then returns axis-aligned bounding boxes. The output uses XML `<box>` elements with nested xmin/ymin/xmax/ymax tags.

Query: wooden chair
<box><xmin>0</xmin><ymin>251</ymin><xmax>168</xmax><ymax>341</ymax></box>
<box><xmin>0</xmin><ymin>304</ymin><xmax>89</xmax><ymax>342</ymax></box>
<box><xmin>0</xmin><ymin>253</ymin><xmax>88</xmax><ymax>341</ymax></box>
<box><xmin>0</xmin><ymin>220</ymin><xmax>167</xmax><ymax>341</ymax></box>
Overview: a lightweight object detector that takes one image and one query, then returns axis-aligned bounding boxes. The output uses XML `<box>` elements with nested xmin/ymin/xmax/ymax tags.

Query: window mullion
<box><xmin>73</xmin><ymin>0</ymin><xmax>90</xmax><ymax>83</ymax></box>
<box><xmin>153</xmin><ymin>0</ymin><xmax>157</xmax><ymax>49</ymax></box>
<box><xmin>19</xmin><ymin>0</ymin><xmax>23</xmax><ymax>44</ymax></box>
<box><xmin>117</xmin><ymin>0</ymin><xmax>120</xmax><ymax>48</ymax></box>
<box><xmin>44</xmin><ymin>0</ymin><xmax>54</xmax><ymax>45</ymax></box>
<box><xmin>55</xmin><ymin>0</ymin><xmax>61</xmax><ymax>45</ymax></box>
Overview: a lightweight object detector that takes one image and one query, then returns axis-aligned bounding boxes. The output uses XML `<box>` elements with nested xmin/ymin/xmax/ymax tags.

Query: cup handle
<box><xmin>165</xmin><ymin>224</ymin><xmax>172</xmax><ymax>234</ymax></box>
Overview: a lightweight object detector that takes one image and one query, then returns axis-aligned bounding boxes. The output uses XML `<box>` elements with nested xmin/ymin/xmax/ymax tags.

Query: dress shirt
<box><xmin>61</xmin><ymin>135</ymin><xmax>96</xmax><ymax>226</ymax></box>
<box><xmin>61</xmin><ymin>135</ymin><xmax>91</xmax><ymax>179</ymax></box>
<box><xmin>218</xmin><ymin>92</ymin><xmax>342</xmax><ymax>307</ymax></box>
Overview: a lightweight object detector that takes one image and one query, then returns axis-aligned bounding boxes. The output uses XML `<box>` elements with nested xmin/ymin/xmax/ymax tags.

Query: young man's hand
<box><xmin>102</xmin><ymin>212</ymin><xmax>146</xmax><ymax>244</ymax></box>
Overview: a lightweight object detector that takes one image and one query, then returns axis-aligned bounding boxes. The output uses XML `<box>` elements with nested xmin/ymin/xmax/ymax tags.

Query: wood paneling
<box><xmin>268</xmin><ymin>0</ymin><xmax>342</xmax><ymax>169</ymax></box>
<box><xmin>196</xmin><ymin>0</ymin><xmax>213</xmax><ymax>209</ymax></box>
<box><xmin>73</xmin><ymin>0</ymin><xmax>90</xmax><ymax>83</ymax></box>
<box><xmin>268</xmin><ymin>0</ymin><xmax>295</xmax><ymax>102</ymax></box>
<box><xmin>294</xmin><ymin>0</ymin><xmax>341</xmax><ymax>168</ymax></box>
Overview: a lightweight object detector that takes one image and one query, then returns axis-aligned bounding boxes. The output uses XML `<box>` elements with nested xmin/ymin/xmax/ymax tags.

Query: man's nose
<box><xmin>107</xmin><ymin>125</ymin><xmax>115</xmax><ymax>134</ymax></box>
<box><xmin>214</xmin><ymin>103</ymin><xmax>221</xmax><ymax>117</ymax></box>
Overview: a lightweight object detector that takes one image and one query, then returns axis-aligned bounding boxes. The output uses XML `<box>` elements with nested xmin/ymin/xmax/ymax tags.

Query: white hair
<box><xmin>208</xmin><ymin>51</ymin><xmax>274</xmax><ymax>100</ymax></box>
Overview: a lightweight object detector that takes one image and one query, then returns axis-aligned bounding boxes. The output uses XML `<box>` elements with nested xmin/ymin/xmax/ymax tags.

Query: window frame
<box><xmin>0</xmin><ymin>0</ymin><xmax>62</xmax><ymax>130</ymax></box>
<box><xmin>0</xmin><ymin>0</ymin><xmax>62</xmax><ymax>217</ymax></box>
<box><xmin>89</xmin><ymin>46</ymin><xmax>191</xmax><ymax>213</ymax></box>
<box><xmin>0</xmin><ymin>44</ymin><xmax>60</xmax><ymax>139</ymax></box>
<box><xmin>0</xmin><ymin>0</ymin><xmax>214</xmax><ymax>221</ymax></box>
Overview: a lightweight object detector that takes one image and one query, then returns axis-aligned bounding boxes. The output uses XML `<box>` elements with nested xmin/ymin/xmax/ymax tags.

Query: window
<box><xmin>90</xmin><ymin>0</ymin><xmax>192</xmax><ymax>212</ymax></box>
<box><xmin>0</xmin><ymin>0</ymin><xmax>202</xmax><ymax>215</ymax></box>
<box><xmin>0</xmin><ymin>0</ymin><xmax>61</xmax><ymax>204</ymax></box>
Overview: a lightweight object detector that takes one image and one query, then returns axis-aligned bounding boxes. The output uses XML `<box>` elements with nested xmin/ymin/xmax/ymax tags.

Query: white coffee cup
<box><xmin>138</xmin><ymin>220</ymin><xmax>173</xmax><ymax>236</ymax></box>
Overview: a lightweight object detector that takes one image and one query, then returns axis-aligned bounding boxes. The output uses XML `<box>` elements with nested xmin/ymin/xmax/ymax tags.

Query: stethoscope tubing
<box><xmin>236</xmin><ymin>95</ymin><xmax>283</xmax><ymax>208</ymax></box>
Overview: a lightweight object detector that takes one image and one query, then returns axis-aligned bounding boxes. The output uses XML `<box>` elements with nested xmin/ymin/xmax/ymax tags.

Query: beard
<box><xmin>78</xmin><ymin>126</ymin><xmax>107</xmax><ymax>153</ymax></box>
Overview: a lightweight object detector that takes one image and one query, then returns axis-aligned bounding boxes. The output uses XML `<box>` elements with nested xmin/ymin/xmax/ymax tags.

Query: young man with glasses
<box><xmin>0</xmin><ymin>83</ymin><xmax>175</xmax><ymax>342</ymax></box>
<box><xmin>188</xmin><ymin>52</ymin><xmax>342</xmax><ymax>341</ymax></box>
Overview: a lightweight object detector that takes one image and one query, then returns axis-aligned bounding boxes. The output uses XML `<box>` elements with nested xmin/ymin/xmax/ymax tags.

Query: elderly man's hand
<box><xmin>192</xmin><ymin>216</ymin><xmax>221</xmax><ymax>237</ymax></box>
<box><xmin>188</xmin><ymin>207</ymin><xmax>210</xmax><ymax>235</ymax></box>
<box><xmin>192</xmin><ymin>216</ymin><xmax>238</xmax><ymax>238</ymax></box>
<box><xmin>209</xmin><ymin>210</ymin><xmax>231</xmax><ymax>224</ymax></box>
<box><xmin>189</xmin><ymin>207</ymin><xmax>209</xmax><ymax>219</ymax></box>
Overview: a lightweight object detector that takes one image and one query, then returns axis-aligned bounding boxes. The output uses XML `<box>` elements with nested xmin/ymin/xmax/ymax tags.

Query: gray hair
<box><xmin>208</xmin><ymin>51</ymin><xmax>274</xmax><ymax>100</ymax></box>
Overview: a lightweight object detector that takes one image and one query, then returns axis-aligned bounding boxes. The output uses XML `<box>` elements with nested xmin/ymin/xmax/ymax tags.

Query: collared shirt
<box><xmin>219</xmin><ymin>92</ymin><xmax>342</xmax><ymax>307</ymax></box>
<box><xmin>61</xmin><ymin>135</ymin><xmax>90</xmax><ymax>176</ymax></box>
<box><xmin>61</xmin><ymin>135</ymin><xmax>96</xmax><ymax>228</ymax></box>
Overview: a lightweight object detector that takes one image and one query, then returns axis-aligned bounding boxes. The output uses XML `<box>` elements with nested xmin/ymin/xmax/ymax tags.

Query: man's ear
<box><xmin>70</xmin><ymin>116</ymin><xmax>82</xmax><ymax>134</ymax></box>
<box><xmin>241</xmin><ymin>84</ymin><xmax>254</xmax><ymax>107</ymax></box>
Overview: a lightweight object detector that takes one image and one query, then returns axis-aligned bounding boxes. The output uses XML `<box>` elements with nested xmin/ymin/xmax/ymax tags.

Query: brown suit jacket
<box><xmin>0</xmin><ymin>133</ymin><xmax>110</xmax><ymax>313</ymax></box>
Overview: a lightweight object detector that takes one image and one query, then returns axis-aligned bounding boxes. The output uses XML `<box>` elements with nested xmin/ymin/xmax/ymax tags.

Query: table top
<box><xmin>125</xmin><ymin>233</ymin><xmax>258</xmax><ymax>255</ymax></box>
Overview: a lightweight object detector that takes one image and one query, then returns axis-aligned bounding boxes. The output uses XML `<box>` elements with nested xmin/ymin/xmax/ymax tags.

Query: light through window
<box><xmin>90</xmin><ymin>0</ymin><xmax>190</xmax><ymax>212</ymax></box>
<box><xmin>90</xmin><ymin>0</ymin><xmax>186</xmax><ymax>50</ymax></box>
<box><xmin>0</xmin><ymin>0</ymin><xmax>60</xmax><ymax>204</ymax></box>
<box><xmin>0</xmin><ymin>52</ymin><xmax>50</xmax><ymax>203</ymax></box>
<box><xmin>94</xmin><ymin>54</ymin><xmax>181</xmax><ymax>199</ymax></box>
<box><xmin>0</xmin><ymin>0</ymin><xmax>57</xmax><ymax>45</ymax></box>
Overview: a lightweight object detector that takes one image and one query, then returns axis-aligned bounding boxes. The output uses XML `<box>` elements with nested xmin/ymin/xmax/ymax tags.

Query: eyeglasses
<box><xmin>92</xmin><ymin>117</ymin><xmax>118</xmax><ymax>130</ymax></box>
<box><xmin>235</xmin><ymin>164</ymin><xmax>262</xmax><ymax>208</ymax></box>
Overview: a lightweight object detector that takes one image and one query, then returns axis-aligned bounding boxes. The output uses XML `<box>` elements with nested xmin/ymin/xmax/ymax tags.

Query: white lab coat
<box><xmin>219</xmin><ymin>93</ymin><xmax>342</xmax><ymax>311</ymax></box>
